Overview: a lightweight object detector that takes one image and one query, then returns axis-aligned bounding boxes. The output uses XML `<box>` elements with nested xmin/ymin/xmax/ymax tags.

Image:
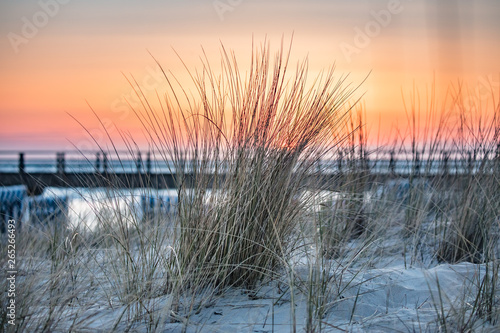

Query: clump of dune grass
<box><xmin>367</xmin><ymin>81</ymin><xmax>499</xmax><ymax>267</ymax></box>
<box><xmin>301</xmin><ymin>200</ymin><xmax>375</xmax><ymax>332</ymax></box>
<box><xmin>84</xmin><ymin>188</ymin><xmax>176</xmax><ymax>328</ymax></box>
<box><xmin>0</xmin><ymin>186</ymin><xmax>183</xmax><ymax>332</ymax></box>
<box><xmin>400</xmin><ymin>82</ymin><xmax>454</xmax><ymax>241</ymax></box>
<box><xmin>429</xmin><ymin>261</ymin><xmax>500</xmax><ymax>332</ymax></box>
<box><xmin>126</xmin><ymin>39</ymin><xmax>360</xmax><ymax>294</ymax></box>
<box><xmin>390</xmin><ymin>82</ymin><xmax>456</xmax><ymax>266</ymax></box>
<box><xmin>436</xmin><ymin>83</ymin><xmax>500</xmax><ymax>264</ymax></box>
<box><xmin>320</xmin><ymin>107</ymin><xmax>370</xmax><ymax>258</ymax></box>
<box><xmin>0</xmin><ymin>200</ymin><xmax>96</xmax><ymax>333</ymax></box>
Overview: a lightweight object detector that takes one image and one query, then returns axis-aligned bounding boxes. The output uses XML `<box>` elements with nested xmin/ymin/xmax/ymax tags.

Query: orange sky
<box><xmin>1</xmin><ymin>0</ymin><xmax>499</xmax><ymax>150</ymax></box>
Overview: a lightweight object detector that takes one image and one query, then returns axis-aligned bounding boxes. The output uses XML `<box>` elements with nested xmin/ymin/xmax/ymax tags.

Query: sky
<box><xmin>1</xmin><ymin>0</ymin><xmax>499</xmax><ymax>150</ymax></box>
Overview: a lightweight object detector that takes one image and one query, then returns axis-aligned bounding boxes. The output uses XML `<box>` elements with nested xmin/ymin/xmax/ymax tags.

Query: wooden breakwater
<box><xmin>0</xmin><ymin>149</ymin><xmax>498</xmax><ymax>195</ymax></box>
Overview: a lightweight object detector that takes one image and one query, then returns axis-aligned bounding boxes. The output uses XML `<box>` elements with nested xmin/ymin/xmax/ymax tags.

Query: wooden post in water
<box><xmin>467</xmin><ymin>151</ymin><xmax>473</xmax><ymax>175</ymax></box>
<box><xmin>337</xmin><ymin>151</ymin><xmax>343</xmax><ymax>174</ymax></box>
<box><xmin>18</xmin><ymin>153</ymin><xmax>25</xmax><ymax>173</ymax></box>
<box><xmin>103</xmin><ymin>152</ymin><xmax>108</xmax><ymax>173</ymax></box>
<box><xmin>95</xmin><ymin>152</ymin><xmax>101</xmax><ymax>172</ymax></box>
<box><xmin>361</xmin><ymin>149</ymin><xmax>369</xmax><ymax>174</ymax></box>
<box><xmin>56</xmin><ymin>152</ymin><xmax>65</xmax><ymax>174</ymax></box>
<box><xmin>441</xmin><ymin>150</ymin><xmax>449</xmax><ymax>176</ymax></box>
<box><xmin>479</xmin><ymin>151</ymin><xmax>488</xmax><ymax>175</ymax></box>
<box><xmin>146</xmin><ymin>151</ymin><xmax>151</xmax><ymax>174</ymax></box>
<box><xmin>136</xmin><ymin>151</ymin><xmax>142</xmax><ymax>174</ymax></box>
<box><xmin>413</xmin><ymin>151</ymin><xmax>420</xmax><ymax>176</ymax></box>
<box><xmin>389</xmin><ymin>150</ymin><xmax>395</xmax><ymax>175</ymax></box>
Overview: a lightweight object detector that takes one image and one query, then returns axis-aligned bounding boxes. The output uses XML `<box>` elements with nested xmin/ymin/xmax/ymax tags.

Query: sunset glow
<box><xmin>1</xmin><ymin>0</ymin><xmax>499</xmax><ymax>150</ymax></box>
